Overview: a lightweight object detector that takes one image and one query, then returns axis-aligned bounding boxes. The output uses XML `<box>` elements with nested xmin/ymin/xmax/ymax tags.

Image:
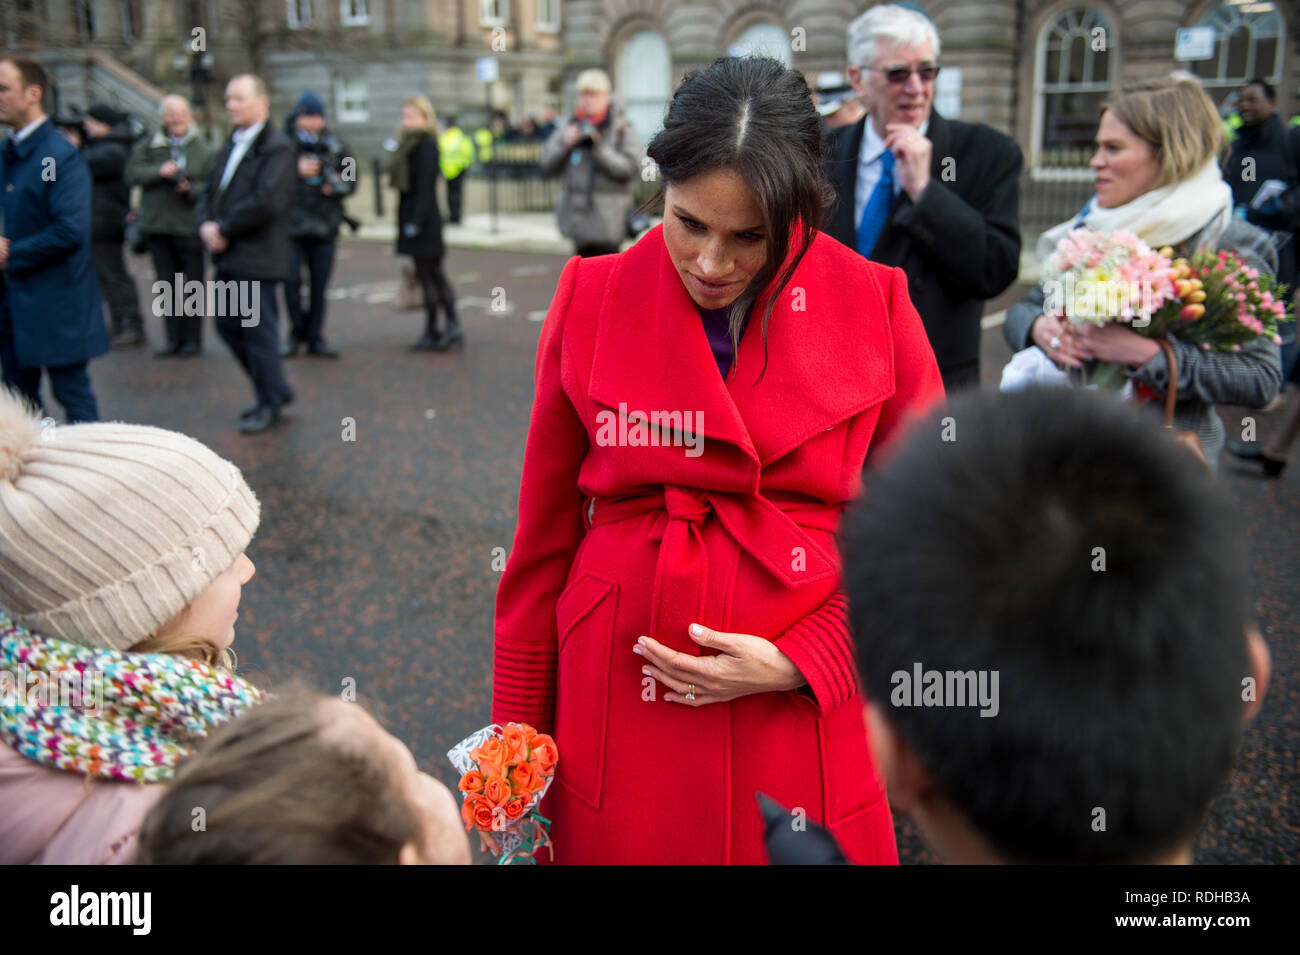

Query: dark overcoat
<box><xmin>0</xmin><ymin>118</ymin><xmax>109</xmax><ymax>368</ymax></box>
<box><xmin>824</xmin><ymin>110</ymin><xmax>1022</xmax><ymax>388</ymax></box>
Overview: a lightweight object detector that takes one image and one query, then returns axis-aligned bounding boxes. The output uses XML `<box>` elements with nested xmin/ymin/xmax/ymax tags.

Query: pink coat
<box><xmin>0</xmin><ymin>741</ymin><xmax>163</xmax><ymax>864</ymax></box>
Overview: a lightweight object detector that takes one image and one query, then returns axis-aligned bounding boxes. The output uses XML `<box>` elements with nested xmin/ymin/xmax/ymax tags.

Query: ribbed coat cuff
<box><xmin>490</xmin><ymin>640</ymin><xmax>557</xmax><ymax>734</ymax></box>
<box><xmin>773</xmin><ymin>593</ymin><xmax>859</xmax><ymax>716</ymax></box>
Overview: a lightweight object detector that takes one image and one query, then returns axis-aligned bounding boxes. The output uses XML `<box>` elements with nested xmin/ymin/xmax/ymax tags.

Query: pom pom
<box><xmin>0</xmin><ymin>388</ymin><xmax>43</xmax><ymax>484</ymax></box>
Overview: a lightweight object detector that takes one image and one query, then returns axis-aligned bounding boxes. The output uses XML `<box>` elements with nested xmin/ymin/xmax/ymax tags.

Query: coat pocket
<box><xmin>819</xmin><ymin>695</ymin><xmax>887</xmax><ymax>828</ymax></box>
<box><xmin>553</xmin><ymin>570</ymin><xmax>619</xmax><ymax>811</ymax></box>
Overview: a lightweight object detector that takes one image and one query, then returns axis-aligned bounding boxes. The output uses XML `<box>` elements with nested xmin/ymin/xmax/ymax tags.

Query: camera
<box><xmin>575</xmin><ymin>120</ymin><xmax>597</xmax><ymax>145</ymax></box>
<box><xmin>160</xmin><ymin>145</ymin><xmax>190</xmax><ymax>189</ymax></box>
<box><xmin>295</xmin><ymin>136</ymin><xmax>337</xmax><ymax>188</ymax></box>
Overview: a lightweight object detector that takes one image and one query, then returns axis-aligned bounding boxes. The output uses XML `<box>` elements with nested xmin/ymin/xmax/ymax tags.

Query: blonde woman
<box><xmin>0</xmin><ymin>389</ymin><xmax>264</xmax><ymax>863</ymax></box>
<box><xmin>388</xmin><ymin>95</ymin><xmax>461</xmax><ymax>351</ymax></box>
<box><xmin>1005</xmin><ymin>73</ymin><xmax>1282</xmax><ymax>467</ymax></box>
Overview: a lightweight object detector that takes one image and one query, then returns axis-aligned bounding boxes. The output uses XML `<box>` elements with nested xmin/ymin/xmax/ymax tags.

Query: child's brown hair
<box><xmin>136</xmin><ymin>690</ymin><xmax>422</xmax><ymax>864</ymax></box>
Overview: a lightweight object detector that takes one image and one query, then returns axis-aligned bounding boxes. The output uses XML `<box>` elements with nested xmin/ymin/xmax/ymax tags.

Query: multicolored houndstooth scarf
<box><xmin>0</xmin><ymin>607</ymin><xmax>264</xmax><ymax>783</ymax></box>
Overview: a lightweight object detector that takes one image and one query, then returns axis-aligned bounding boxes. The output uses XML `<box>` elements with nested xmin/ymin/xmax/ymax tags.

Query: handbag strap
<box><xmin>1156</xmin><ymin>337</ymin><xmax>1178</xmax><ymax>428</ymax></box>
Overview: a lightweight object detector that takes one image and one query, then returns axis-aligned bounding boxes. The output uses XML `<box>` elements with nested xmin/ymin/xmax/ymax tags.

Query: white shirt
<box><xmin>217</xmin><ymin>120</ymin><xmax>265</xmax><ymax>191</ymax></box>
<box><xmin>854</xmin><ymin>116</ymin><xmax>930</xmax><ymax>226</ymax></box>
<box><xmin>13</xmin><ymin>115</ymin><xmax>47</xmax><ymax>143</ymax></box>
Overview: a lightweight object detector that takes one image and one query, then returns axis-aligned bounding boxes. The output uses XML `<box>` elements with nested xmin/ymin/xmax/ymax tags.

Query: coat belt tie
<box><xmin>589</xmin><ymin>486</ymin><xmax>841</xmax><ymax>655</ymax></box>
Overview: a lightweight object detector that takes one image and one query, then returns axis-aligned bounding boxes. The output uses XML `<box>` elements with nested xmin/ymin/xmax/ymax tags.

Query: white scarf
<box><xmin>1036</xmin><ymin>159</ymin><xmax>1233</xmax><ymax>262</ymax></box>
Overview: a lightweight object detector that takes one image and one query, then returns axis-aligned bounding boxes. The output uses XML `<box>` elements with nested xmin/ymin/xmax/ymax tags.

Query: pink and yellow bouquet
<box><xmin>1042</xmin><ymin>228</ymin><xmax>1290</xmax><ymax>350</ymax></box>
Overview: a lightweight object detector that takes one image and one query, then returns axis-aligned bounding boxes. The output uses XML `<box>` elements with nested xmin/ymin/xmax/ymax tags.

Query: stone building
<box><xmin>4</xmin><ymin>1</ymin><xmax>1297</xmax><ymax>169</ymax></box>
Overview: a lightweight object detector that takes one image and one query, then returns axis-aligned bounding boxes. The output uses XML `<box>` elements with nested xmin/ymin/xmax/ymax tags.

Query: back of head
<box><xmin>842</xmin><ymin>387</ymin><xmax>1251</xmax><ymax>863</ymax></box>
<box><xmin>1103</xmin><ymin>72</ymin><xmax>1225</xmax><ymax>187</ymax></box>
<box><xmin>136</xmin><ymin>691</ymin><xmax>422</xmax><ymax>864</ymax></box>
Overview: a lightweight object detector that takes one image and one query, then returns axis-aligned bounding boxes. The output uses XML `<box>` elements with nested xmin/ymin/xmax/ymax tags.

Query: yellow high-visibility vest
<box><xmin>439</xmin><ymin>127</ymin><xmax>476</xmax><ymax>179</ymax></box>
<box><xmin>473</xmin><ymin>127</ymin><xmax>494</xmax><ymax>162</ymax></box>
<box><xmin>1224</xmin><ymin>112</ymin><xmax>1243</xmax><ymax>143</ymax></box>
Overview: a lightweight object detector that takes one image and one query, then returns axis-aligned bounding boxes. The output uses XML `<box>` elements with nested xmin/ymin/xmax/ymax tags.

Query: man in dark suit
<box><xmin>0</xmin><ymin>56</ymin><xmax>108</xmax><ymax>422</ymax></box>
<box><xmin>196</xmin><ymin>74</ymin><xmax>295</xmax><ymax>433</ymax></box>
<box><xmin>823</xmin><ymin>5</ymin><xmax>1022</xmax><ymax>391</ymax></box>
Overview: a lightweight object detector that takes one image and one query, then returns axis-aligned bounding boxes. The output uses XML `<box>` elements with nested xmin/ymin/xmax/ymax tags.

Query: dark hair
<box><xmin>841</xmin><ymin>388</ymin><xmax>1252</xmax><ymax>863</ymax></box>
<box><xmin>642</xmin><ymin>56</ymin><xmax>834</xmax><ymax>378</ymax></box>
<box><xmin>0</xmin><ymin>56</ymin><xmax>47</xmax><ymax>107</ymax></box>
<box><xmin>136</xmin><ymin>690</ymin><xmax>424</xmax><ymax>864</ymax></box>
<box><xmin>1244</xmin><ymin>77</ymin><xmax>1275</xmax><ymax>103</ymax></box>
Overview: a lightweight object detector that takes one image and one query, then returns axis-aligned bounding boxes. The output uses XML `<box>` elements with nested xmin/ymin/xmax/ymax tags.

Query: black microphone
<box><xmin>757</xmin><ymin>791</ymin><xmax>851</xmax><ymax>865</ymax></box>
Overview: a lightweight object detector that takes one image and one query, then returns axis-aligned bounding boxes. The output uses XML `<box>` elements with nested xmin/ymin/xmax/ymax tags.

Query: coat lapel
<box><xmin>589</xmin><ymin>227</ymin><xmax>758</xmax><ymax>465</ymax></box>
<box><xmin>588</xmin><ymin>226</ymin><xmax>896</xmax><ymax>469</ymax></box>
<box><xmin>729</xmin><ymin>231</ymin><xmax>897</xmax><ymax>464</ymax></box>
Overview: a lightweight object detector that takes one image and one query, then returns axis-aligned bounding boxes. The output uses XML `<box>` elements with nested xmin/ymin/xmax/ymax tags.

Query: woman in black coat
<box><xmin>389</xmin><ymin>95</ymin><xmax>461</xmax><ymax>350</ymax></box>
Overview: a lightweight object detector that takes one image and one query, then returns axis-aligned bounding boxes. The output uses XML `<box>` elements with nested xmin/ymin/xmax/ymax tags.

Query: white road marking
<box><xmin>510</xmin><ymin>264</ymin><xmax>554</xmax><ymax>277</ymax></box>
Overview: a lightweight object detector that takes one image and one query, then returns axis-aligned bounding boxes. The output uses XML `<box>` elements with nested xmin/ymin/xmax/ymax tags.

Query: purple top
<box><xmin>699</xmin><ymin>304</ymin><xmax>752</xmax><ymax>378</ymax></box>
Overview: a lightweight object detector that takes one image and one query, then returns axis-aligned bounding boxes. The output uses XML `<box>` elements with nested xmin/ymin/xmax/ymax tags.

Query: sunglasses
<box><xmin>869</xmin><ymin>64</ymin><xmax>941</xmax><ymax>85</ymax></box>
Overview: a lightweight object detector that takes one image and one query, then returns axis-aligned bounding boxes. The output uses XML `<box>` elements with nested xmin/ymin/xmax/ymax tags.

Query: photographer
<box><xmin>80</xmin><ymin>104</ymin><xmax>148</xmax><ymax>347</ymax></box>
<box><xmin>126</xmin><ymin>95</ymin><xmax>215</xmax><ymax>357</ymax></box>
<box><xmin>281</xmin><ymin>92</ymin><xmax>356</xmax><ymax>359</ymax></box>
<box><xmin>540</xmin><ymin>69</ymin><xmax>642</xmax><ymax>257</ymax></box>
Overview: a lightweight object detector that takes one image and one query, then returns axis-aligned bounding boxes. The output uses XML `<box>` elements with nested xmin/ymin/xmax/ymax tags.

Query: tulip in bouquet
<box><xmin>1141</xmin><ymin>248</ymin><xmax>1290</xmax><ymax>350</ymax></box>
<box><xmin>447</xmin><ymin>721</ymin><xmax>558</xmax><ymax>864</ymax></box>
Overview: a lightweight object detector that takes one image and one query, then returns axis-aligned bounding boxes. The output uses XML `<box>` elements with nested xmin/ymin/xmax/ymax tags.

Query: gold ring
<box><xmin>685</xmin><ymin>683</ymin><xmax>696</xmax><ymax>701</ymax></box>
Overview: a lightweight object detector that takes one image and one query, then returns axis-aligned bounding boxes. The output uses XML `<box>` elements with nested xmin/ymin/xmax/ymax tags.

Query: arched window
<box><xmin>729</xmin><ymin>21</ymin><xmax>791</xmax><ymax>68</ymax></box>
<box><xmin>1189</xmin><ymin>3</ymin><xmax>1284</xmax><ymax>101</ymax></box>
<box><xmin>617</xmin><ymin>29</ymin><xmax>671</xmax><ymax>148</ymax></box>
<box><xmin>1036</xmin><ymin>7</ymin><xmax>1113</xmax><ymax>159</ymax></box>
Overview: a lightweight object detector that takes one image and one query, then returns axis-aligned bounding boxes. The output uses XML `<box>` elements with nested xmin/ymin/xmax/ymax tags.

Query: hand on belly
<box><xmin>633</xmin><ymin>622</ymin><xmax>805</xmax><ymax>705</ymax></box>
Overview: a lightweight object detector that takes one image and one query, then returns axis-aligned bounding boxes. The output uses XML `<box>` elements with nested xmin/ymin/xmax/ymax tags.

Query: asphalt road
<box><xmin>76</xmin><ymin>238</ymin><xmax>1297</xmax><ymax>864</ymax></box>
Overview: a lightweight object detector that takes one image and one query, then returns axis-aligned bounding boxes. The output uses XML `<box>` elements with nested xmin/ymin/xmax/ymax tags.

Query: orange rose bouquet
<box><xmin>447</xmin><ymin>722</ymin><xmax>558</xmax><ymax>864</ymax></box>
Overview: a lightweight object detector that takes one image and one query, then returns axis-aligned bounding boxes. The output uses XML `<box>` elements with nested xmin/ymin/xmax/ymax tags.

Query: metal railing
<box><xmin>471</xmin><ymin>141</ymin><xmax>560</xmax><ymax>213</ymax></box>
<box><xmin>1021</xmin><ymin>149</ymin><xmax>1095</xmax><ymax>240</ymax></box>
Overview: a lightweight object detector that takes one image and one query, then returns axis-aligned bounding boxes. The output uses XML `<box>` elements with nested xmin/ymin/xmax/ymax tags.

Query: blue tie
<box><xmin>856</xmin><ymin>150</ymin><xmax>895</xmax><ymax>258</ymax></box>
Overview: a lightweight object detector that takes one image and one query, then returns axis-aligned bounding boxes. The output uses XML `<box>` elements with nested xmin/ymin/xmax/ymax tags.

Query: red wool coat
<box><xmin>492</xmin><ymin>224</ymin><xmax>944</xmax><ymax>864</ymax></box>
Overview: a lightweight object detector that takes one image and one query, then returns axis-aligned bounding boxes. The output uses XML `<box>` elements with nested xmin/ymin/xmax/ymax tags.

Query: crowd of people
<box><xmin>0</xmin><ymin>2</ymin><xmax>1291</xmax><ymax>866</ymax></box>
<box><xmin>0</xmin><ymin>63</ymin><xmax>471</xmax><ymax>434</ymax></box>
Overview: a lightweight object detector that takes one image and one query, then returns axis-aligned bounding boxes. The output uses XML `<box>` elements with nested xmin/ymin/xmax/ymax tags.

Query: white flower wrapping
<box><xmin>447</xmin><ymin>723</ymin><xmax>556</xmax><ymax>859</ymax></box>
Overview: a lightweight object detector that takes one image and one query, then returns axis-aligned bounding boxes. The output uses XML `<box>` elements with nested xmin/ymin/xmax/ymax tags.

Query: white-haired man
<box><xmin>824</xmin><ymin>4</ymin><xmax>1023</xmax><ymax>391</ymax></box>
<box><xmin>127</xmin><ymin>95</ymin><xmax>216</xmax><ymax>357</ymax></box>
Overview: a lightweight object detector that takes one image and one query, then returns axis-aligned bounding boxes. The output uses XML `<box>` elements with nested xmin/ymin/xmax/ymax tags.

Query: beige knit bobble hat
<box><xmin>0</xmin><ymin>389</ymin><xmax>260</xmax><ymax>651</ymax></box>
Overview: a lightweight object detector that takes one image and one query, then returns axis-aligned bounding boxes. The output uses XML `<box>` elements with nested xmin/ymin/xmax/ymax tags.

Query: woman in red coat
<box><xmin>492</xmin><ymin>56</ymin><xmax>944</xmax><ymax>864</ymax></box>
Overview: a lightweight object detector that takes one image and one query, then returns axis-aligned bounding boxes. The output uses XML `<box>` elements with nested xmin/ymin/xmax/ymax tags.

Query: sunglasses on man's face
<box><xmin>870</xmin><ymin>64</ymin><xmax>941</xmax><ymax>85</ymax></box>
